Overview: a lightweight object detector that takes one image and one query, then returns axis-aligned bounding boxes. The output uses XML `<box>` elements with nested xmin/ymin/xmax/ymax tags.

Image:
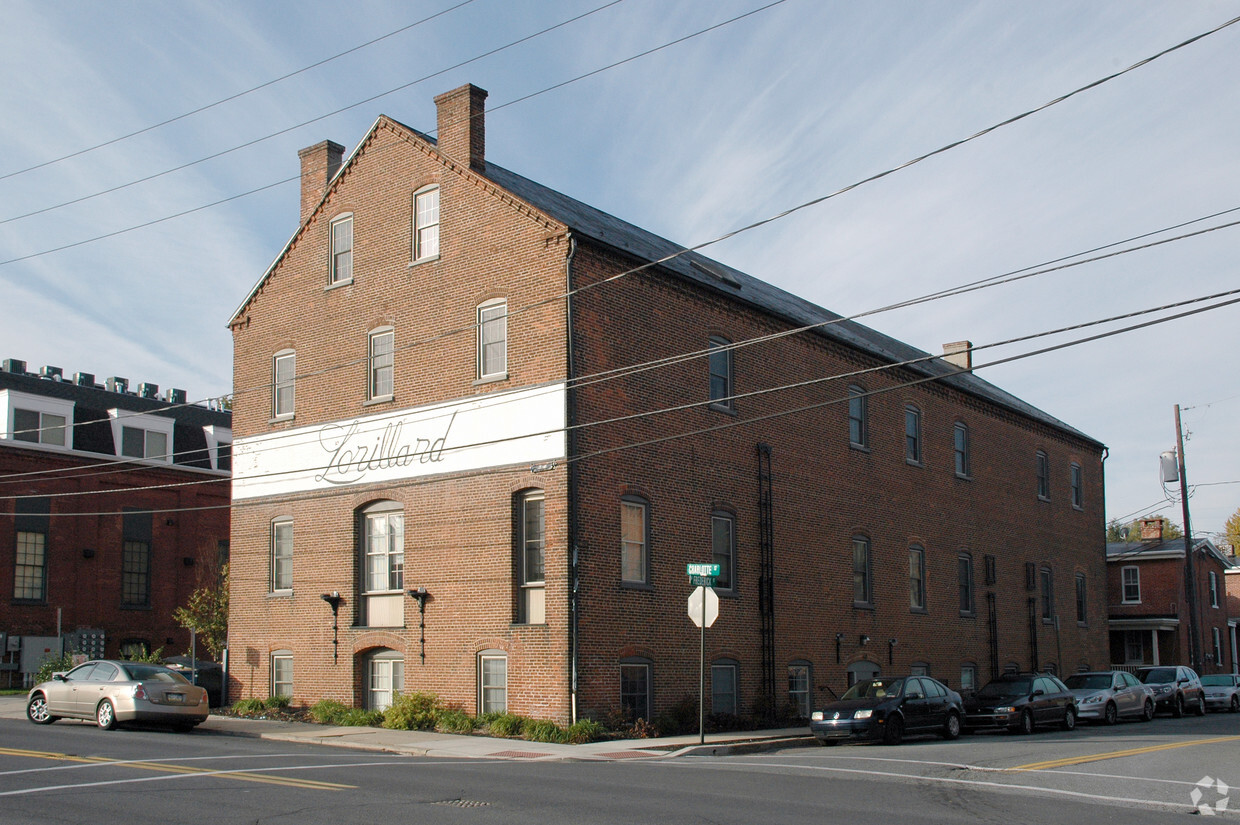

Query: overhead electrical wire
<box><xmin>4</xmin><ymin>204</ymin><xmax>1240</xmax><ymax>481</ymax></box>
<box><xmin>5</xmin><ymin>286</ymin><xmax>1238</xmax><ymax>508</ymax></box>
<box><xmin>0</xmin><ymin>0</ymin><xmax>480</xmax><ymax>182</ymax></box>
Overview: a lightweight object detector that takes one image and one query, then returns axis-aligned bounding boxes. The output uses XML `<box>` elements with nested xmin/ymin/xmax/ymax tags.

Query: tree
<box><xmin>173</xmin><ymin>564</ymin><xmax>228</xmax><ymax>660</ymax></box>
<box><xmin>1106</xmin><ymin>515</ymin><xmax>1182</xmax><ymax>543</ymax></box>
<box><xmin>1224</xmin><ymin>507</ymin><xmax>1240</xmax><ymax>556</ymax></box>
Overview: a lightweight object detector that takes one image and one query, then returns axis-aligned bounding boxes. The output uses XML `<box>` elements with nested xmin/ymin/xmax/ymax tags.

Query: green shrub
<box><xmin>435</xmin><ymin>709</ymin><xmax>478</xmax><ymax>734</ymax></box>
<box><xmin>33</xmin><ymin>653</ymin><xmax>75</xmax><ymax>686</ymax></box>
<box><xmin>566</xmin><ymin>718</ymin><xmax>605</xmax><ymax>744</ymax></box>
<box><xmin>310</xmin><ymin>699</ymin><xmax>351</xmax><ymax>724</ymax></box>
<box><xmin>339</xmin><ymin>708</ymin><xmax>384</xmax><ymax>727</ymax></box>
<box><xmin>267</xmin><ymin>695</ymin><xmax>291</xmax><ymax>709</ymax></box>
<box><xmin>382</xmin><ymin>691</ymin><xmax>443</xmax><ymax>731</ymax></box>
<box><xmin>522</xmin><ymin>719</ymin><xmax>568</xmax><ymax>743</ymax></box>
<box><xmin>233</xmin><ymin>698</ymin><xmax>267</xmax><ymax>716</ymax></box>
<box><xmin>485</xmin><ymin>712</ymin><xmax>525</xmax><ymax>737</ymax></box>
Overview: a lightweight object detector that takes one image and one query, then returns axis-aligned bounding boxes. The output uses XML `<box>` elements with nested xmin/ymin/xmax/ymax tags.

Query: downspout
<box><xmin>564</xmin><ymin>232</ymin><xmax>579</xmax><ymax>725</ymax></box>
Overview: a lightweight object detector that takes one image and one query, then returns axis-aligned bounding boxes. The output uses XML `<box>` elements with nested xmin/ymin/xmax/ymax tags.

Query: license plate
<box><xmin>167</xmin><ymin>693</ymin><xmax>184</xmax><ymax>704</ymax></box>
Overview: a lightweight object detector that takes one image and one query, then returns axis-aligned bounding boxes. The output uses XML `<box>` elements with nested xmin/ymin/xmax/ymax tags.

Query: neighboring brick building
<box><xmin>0</xmin><ymin>359</ymin><xmax>231</xmax><ymax>685</ymax></box>
<box><xmin>1106</xmin><ymin>518</ymin><xmax>1236</xmax><ymax>674</ymax></box>
<box><xmin>227</xmin><ymin>84</ymin><xmax>1108</xmax><ymax>725</ymax></box>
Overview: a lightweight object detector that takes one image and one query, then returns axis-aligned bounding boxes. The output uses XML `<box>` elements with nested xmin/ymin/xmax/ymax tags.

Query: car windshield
<box><xmin>1200</xmin><ymin>675</ymin><xmax>1235</xmax><ymax>687</ymax></box>
<box><xmin>122</xmin><ymin>664</ymin><xmax>191</xmax><ymax>685</ymax></box>
<box><xmin>1138</xmin><ymin>668</ymin><xmax>1176</xmax><ymax>684</ymax></box>
<box><xmin>840</xmin><ymin>679</ymin><xmax>903</xmax><ymax>701</ymax></box>
<box><xmin>978</xmin><ymin>678</ymin><xmax>1031</xmax><ymax>698</ymax></box>
<box><xmin>1064</xmin><ymin>674</ymin><xmax>1111</xmax><ymax>690</ymax></box>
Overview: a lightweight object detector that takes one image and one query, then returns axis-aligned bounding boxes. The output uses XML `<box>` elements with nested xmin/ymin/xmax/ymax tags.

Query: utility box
<box><xmin>19</xmin><ymin>636</ymin><xmax>63</xmax><ymax>679</ymax></box>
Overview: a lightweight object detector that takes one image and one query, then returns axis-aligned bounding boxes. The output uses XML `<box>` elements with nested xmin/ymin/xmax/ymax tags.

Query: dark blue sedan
<box><xmin>809</xmin><ymin>676</ymin><xmax>965</xmax><ymax>746</ymax></box>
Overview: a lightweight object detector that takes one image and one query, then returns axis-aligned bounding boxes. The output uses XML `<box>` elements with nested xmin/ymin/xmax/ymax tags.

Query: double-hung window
<box><xmin>479</xmin><ymin>651</ymin><xmax>507</xmax><ymax>714</ymax></box>
<box><xmin>788</xmin><ymin>663</ymin><xmax>811</xmax><ymax>718</ymax></box>
<box><xmin>1040</xmin><ymin>566</ymin><xmax>1054</xmax><ymax>620</ymax></box>
<box><xmin>518</xmin><ymin>491</ymin><xmax>545</xmax><ymax>623</ymax></box>
<box><xmin>905</xmin><ymin>405</ymin><xmax>922</xmax><ymax>464</ymax></box>
<box><xmin>361</xmin><ymin>502</ymin><xmax>404</xmax><ymax>627</ymax></box>
<box><xmin>412</xmin><ymin>187</ymin><xmax>440</xmax><ymax>261</ymax></box>
<box><xmin>1036</xmin><ymin>451</ymin><xmax>1050</xmax><ymax>500</ymax></box>
<box><xmin>621</xmin><ymin>498</ymin><xmax>648</xmax><ymax>584</ymax></box>
<box><xmin>853</xmin><ymin>535</ymin><xmax>873</xmax><ymax>607</ymax></box>
<box><xmin>958</xmin><ymin>553</ymin><xmax>975</xmax><ymax>615</ymax></box>
<box><xmin>711</xmin><ymin>512</ymin><xmax>734</xmax><ymax>592</ymax></box>
<box><xmin>848</xmin><ymin>385</ymin><xmax>868</xmax><ymax>448</ymax></box>
<box><xmin>329</xmin><ymin>214</ymin><xmax>353</xmax><ymax>285</ymax></box>
<box><xmin>477</xmin><ymin>300</ymin><xmax>507</xmax><ymax>379</ymax></box>
<box><xmin>711</xmin><ymin>661</ymin><xmax>738</xmax><ymax>715</ymax></box>
<box><xmin>273</xmin><ymin>351</ymin><xmax>295</xmax><ymax>419</ymax></box>
<box><xmin>13</xmin><ymin>497</ymin><xmax>50</xmax><ymax>602</ymax></box>
<box><xmin>953</xmin><ymin>422</ymin><xmax>970</xmax><ymax>477</ymax></box>
<box><xmin>909</xmin><ymin>545</ymin><xmax>926</xmax><ymax>611</ymax></box>
<box><xmin>1121</xmin><ymin>566</ymin><xmax>1140</xmax><ymax>603</ymax></box>
<box><xmin>620</xmin><ymin>662</ymin><xmax>651</xmax><ymax>722</ymax></box>
<box><xmin>708</xmin><ymin>337</ymin><xmax>733</xmax><ymax>410</ymax></box>
<box><xmin>1075</xmin><ymin>573</ymin><xmax>1087</xmax><ymax>624</ymax></box>
<box><xmin>368</xmin><ymin>328</ymin><xmax>394</xmax><ymax>400</ymax></box>
<box><xmin>1070</xmin><ymin>463</ymin><xmax>1083</xmax><ymax>509</ymax></box>
<box><xmin>271</xmin><ymin>518</ymin><xmax>293</xmax><ymax>592</ymax></box>
<box><xmin>271</xmin><ymin>653</ymin><xmax>293</xmax><ymax>698</ymax></box>
<box><xmin>1208</xmin><ymin>571</ymin><xmax>1219</xmax><ymax>608</ymax></box>
<box><xmin>121</xmin><ymin>509</ymin><xmax>152</xmax><ymax>607</ymax></box>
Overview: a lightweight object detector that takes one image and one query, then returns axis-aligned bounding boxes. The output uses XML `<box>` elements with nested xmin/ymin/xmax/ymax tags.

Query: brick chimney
<box><xmin>1139</xmin><ymin>517</ymin><xmax>1165</xmax><ymax>541</ymax></box>
<box><xmin>434</xmin><ymin>84</ymin><xmax>487</xmax><ymax>172</ymax></box>
<box><xmin>297</xmin><ymin>140</ymin><xmax>345</xmax><ymax>224</ymax></box>
<box><xmin>941</xmin><ymin>341</ymin><xmax>973</xmax><ymax>372</ymax></box>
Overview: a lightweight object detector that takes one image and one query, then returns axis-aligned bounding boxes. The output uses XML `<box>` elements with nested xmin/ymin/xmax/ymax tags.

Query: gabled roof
<box><xmin>231</xmin><ymin>115</ymin><xmax>1102</xmax><ymax>447</ymax></box>
<box><xmin>1107</xmin><ymin>537</ymin><xmax>1235</xmax><ymax>568</ymax></box>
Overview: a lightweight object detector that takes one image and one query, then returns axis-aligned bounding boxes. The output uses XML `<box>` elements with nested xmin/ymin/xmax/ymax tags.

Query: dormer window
<box><xmin>203</xmin><ymin>425</ymin><xmax>232</xmax><ymax>472</ymax></box>
<box><xmin>108</xmin><ymin>410</ymin><xmax>175</xmax><ymax>464</ymax></box>
<box><xmin>1</xmin><ymin>390</ymin><xmax>74</xmax><ymax>451</ymax></box>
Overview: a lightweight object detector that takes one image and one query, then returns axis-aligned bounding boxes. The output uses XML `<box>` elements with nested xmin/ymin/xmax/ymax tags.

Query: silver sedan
<box><xmin>26</xmin><ymin>659</ymin><xmax>209</xmax><ymax>731</ymax></box>
<box><xmin>1201</xmin><ymin>674</ymin><xmax>1240</xmax><ymax>713</ymax></box>
<box><xmin>1064</xmin><ymin>670</ymin><xmax>1154</xmax><ymax>724</ymax></box>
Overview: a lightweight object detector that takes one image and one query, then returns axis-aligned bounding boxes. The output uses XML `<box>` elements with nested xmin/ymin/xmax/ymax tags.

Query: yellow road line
<box><xmin>1012</xmin><ymin>735</ymin><xmax>1240</xmax><ymax>771</ymax></box>
<box><xmin>0</xmin><ymin>747</ymin><xmax>352</xmax><ymax>790</ymax></box>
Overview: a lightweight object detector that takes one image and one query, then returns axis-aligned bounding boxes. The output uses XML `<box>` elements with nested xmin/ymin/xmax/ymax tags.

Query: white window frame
<box><xmin>412</xmin><ymin>186</ymin><xmax>440</xmax><ymax>262</ymax></box>
<box><xmin>1</xmin><ymin>389</ymin><xmax>74</xmax><ymax>450</ymax></box>
<box><xmin>273</xmin><ymin>350</ymin><xmax>295</xmax><ymax>419</ymax></box>
<box><xmin>1208</xmin><ymin>571</ymin><xmax>1219</xmax><ymax>608</ymax></box>
<box><xmin>368</xmin><ymin>327</ymin><xmax>394</xmax><ymax>401</ymax></box>
<box><xmin>329</xmin><ymin>213</ymin><xmax>353</xmax><ymax>285</ymax></box>
<box><xmin>1121</xmin><ymin>565</ymin><xmax>1141</xmax><ymax>604</ymax></box>
<box><xmin>621</xmin><ymin>498</ymin><xmax>648</xmax><ymax>585</ymax></box>
<box><xmin>271</xmin><ymin>518</ymin><xmax>293</xmax><ymax>592</ymax></box>
<box><xmin>788</xmin><ymin>663</ymin><xmax>811</xmax><ymax>718</ymax></box>
<box><xmin>518</xmin><ymin>490</ymin><xmax>545</xmax><ymax>624</ymax></box>
<box><xmin>108</xmin><ymin>409</ymin><xmax>174</xmax><ymax>464</ymax></box>
<box><xmin>366</xmin><ymin>650</ymin><xmax>403</xmax><ymax>711</ymax></box>
<box><xmin>271</xmin><ymin>652</ymin><xmax>293</xmax><ymax>698</ymax></box>
<box><xmin>477</xmin><ymin>299</ymin><xmax>508</xmax><ymax>380</ymax></box>
<box><xmin>478</xmin><ymin>650</ymin><xmax>507</xmax><ymax>714</ymax></box>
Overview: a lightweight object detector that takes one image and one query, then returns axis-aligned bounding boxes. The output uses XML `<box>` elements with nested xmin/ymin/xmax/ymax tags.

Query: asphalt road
<box><xmin>1</xmin><ymin>710</ymin><xmax>1237</xmax><ymax>823</ymax></box>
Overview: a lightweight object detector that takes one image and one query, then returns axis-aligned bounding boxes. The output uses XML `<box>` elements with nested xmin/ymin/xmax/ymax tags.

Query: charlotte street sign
<box><xmin>686</xmin><ymin>563</ymin><xmax>721</xmax><ymax>577</ymax></box>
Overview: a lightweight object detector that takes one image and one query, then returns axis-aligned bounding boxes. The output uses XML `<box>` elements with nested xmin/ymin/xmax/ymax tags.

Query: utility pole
<box><xmin>1173</xmin><ymin>405</ymin><xmax>1202</xmax><ymax>671</ymax></box>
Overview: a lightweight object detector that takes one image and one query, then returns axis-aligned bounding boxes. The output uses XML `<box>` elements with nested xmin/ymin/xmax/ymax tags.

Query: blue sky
<box><xmin>2</xmin><ymin>0</ymin><xmax>1238</xmax><ymax>539</ymax></box>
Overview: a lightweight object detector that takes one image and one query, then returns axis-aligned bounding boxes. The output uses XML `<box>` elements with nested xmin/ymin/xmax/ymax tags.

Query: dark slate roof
<box><xmin>0</xmin><ymin>368</ymin><xmax>230</xmax><ymax>470</ymax></box>
<box><xmin>478</xmin><ymin>160</ymin><xmax>1101</xmax><ymax>447</ymax></box>
<box><xmin>1107</xmin><ymin>539</ymin><xmax>1236</xmax><ymax>567</ymax></box>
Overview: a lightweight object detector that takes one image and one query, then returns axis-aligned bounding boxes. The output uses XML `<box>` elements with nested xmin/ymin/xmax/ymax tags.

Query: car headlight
<box><xmin>1155</xmin><ymin>685</ymin><xmax>1171</xmax><ymax>695</ymax></box>
<box><xmin>1083</xmin><ymin>694</ymin><xmax>1104</xmax><ymax>704</ymax></box>
<box><xmin>855</xmin><ymin>709</ymin><xmax>873</xmax><ymax>719</ymax></box>
<box><xmin>811</xmin><ymin>711</ymin><xmax>824</xmax><ymax>721</ymax></box>
<box><xmin>994</xmin><ymin>706</ymin><xmax>1016</xmax><ymax>714</ymax></box>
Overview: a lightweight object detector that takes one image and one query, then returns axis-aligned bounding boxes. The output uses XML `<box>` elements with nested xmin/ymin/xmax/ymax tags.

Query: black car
<box><xmin>809</xmin><ymin>676</ymin><xmax>965</xmax><ymax>746</ymax></box>
<box><xmin>1136</xmin><ymin>665</ymin><xmax>1206</xmax><ymax>717</ymax></box>
<box><xmin>964</xmin><ymin>673</ymin><xmax>1077</xmax><ymax>734</ymax></box>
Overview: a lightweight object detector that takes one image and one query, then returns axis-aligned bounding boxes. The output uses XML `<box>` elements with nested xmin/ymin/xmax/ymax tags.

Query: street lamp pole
<box><xmin>1173</xmin><ymin>404</ymin><xmax>1202</xmax><ymax>672</ymax></box>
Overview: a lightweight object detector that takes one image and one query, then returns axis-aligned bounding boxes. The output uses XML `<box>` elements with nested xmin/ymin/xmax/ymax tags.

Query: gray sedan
<box><xmin>1064</xmin><ymin>671</ymin><xmax>1155</xmax><ymax>724</ymax></box>
<box><xmin>1201</xmin><ymin>674</ymin><xmax>1240</xmax><ymax>713</ymax></box>
<box><xmin>26</xmin><ymin>659</ymin><xmax>209</xmax><ymax>731</ymax></box>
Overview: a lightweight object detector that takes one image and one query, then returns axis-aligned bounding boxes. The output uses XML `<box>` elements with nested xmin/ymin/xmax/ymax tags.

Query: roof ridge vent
<box><xmin>690</xmin><ymin>258</ymin><xmax>741</xmax><ymax>288</ymax></box>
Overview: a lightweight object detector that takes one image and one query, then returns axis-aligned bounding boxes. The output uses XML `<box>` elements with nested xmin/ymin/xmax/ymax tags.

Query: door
<box><xmin>63</xmin><ymin>663</ymin><xmax>97</xmax><ymax>716</ymax></box>
<box><xmin>901</xmin><ymin>678</ymin><xmax>932</xmax><ymax>731</ymax></box>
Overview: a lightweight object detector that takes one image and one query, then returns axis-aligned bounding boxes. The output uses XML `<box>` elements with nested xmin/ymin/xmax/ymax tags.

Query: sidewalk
<box><xmin>0</xmin><ymin>695</ymin><xmax>812</xmax><ymax>761</ymax></box>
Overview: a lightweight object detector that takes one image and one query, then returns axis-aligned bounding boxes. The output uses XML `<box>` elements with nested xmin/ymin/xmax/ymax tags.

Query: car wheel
<box><xmin>1172</xmin><ymin>694</ymin><xmax>1185</xmax><ymax>718</ymax></box>
<box><xmin>882</xmin><ymin>715</ymin><xmax>904</xmax><ymax>746</ymax></box>
<box><xmin>942</xmin><ymin>711</ymin><xmax>962</xmax><ymax>741</ymax></box>
<box><xmin>26</xmin><ymin>693</ymin><xmax>57</xmax><ymax>725</ymax></box>
<box><xmin>1018</xmin><ymin>709</ymin><xmax>1035</xmax><ymax>735</ymax></box>
<box><xmin>1103</xmin><ymin>702</ymin><xmax>1118</xmax><ymax>726</ymax></box>
<box><xmin>1141</xmin><ymin>699</ymin><xmax>1155</xmax><ymax>722</ymax></box>
<box><xmin>1061</xmin><ymin>707</ymin><xmax>1077</xmax><ymax>731</ymax></box>
<box><xmin>1230</xmin><ymin>695</ymin><xmax>1239</xmax><ymax>714</ymax></box>
<box><xmin>816</xmin><ymin>739</ymin><xmax>841</xmax><ymax>747</ymax></box>
<box><xmin>1194</xmin><ymin>696</ymin><xmax>1206</xmax><ymax>717</ymax></box>
<box><xmin>96</xmin><ymin>699</ymin><xmax>117</xmax><ymax>731</ymax></box>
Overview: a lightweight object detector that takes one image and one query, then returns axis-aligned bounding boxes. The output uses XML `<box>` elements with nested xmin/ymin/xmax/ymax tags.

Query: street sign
<box><xmin>688</xmin><ymin>586</ymin><xmax>719</xmax><ymax>628</ymax></box>
<box><xmin>688</xmin><ymin>574</ymin><xmax>716</xmax><ymax>587</ymax></box>
<box><xmin>686</xmin><ymin>563</ymin><xmax>721</xmax><ymax>577</ymax></box>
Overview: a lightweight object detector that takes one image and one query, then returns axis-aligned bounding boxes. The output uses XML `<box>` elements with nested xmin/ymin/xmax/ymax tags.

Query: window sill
<box><xmin>120</xmin><ymin>604</ymin><xmax>152</xmax><ymax>611</ymax></box>
<box><xmin>853</xmin><ymin>602</ymin><xmax>875</xmax><ymax>611</ymax></box>
<box><xmin>325</xmin><ymin>278</ymin><xmax>353</xmax><ymax>291</ymax></box>
<box><xmin>708</xmin><ymin>402</ymin><xmax>737</xmax><ymax>416</ymax></box>
<box><xmin>511</xmin><ymin>622</ymin><xmax>548</xmax><ymax>628</ymax></box>
<box><xmin>10</xmin><ymin>598</ymin><xmax>47</xmax><ymax>607</ymax></box>
<box><xmin>363</xmin><ymin>395</ymin><xmax>394</xmax><ymax>407</ymax></box>
<box><xmin>1042</xmin><ymin>617</ymin><xmax>1055</xmax><ymax>625</ymax></box>
<box><xmin>955</xmin><ymin>473</ymin><xmax>972</xmax><ymax>481</ymax></box>
<box><xmin>906</xmin><ymin>459</ymin><xmax>924</xmax><ymax>468</ymax></box>
<box><xmin>269</xmin><ymin>414</ymin><xmax>295</xmax><ymax>425</ymax></box>
<box><xmin>408</xmin><ymin>254</ymin><xmax>440</xmax><ymax>268</ymax></box>
<box><xmin>910</xmin><ymin>607</ymin><xmax>928</xmax><ymax>615</ymax></box>
<box><xmin>849</xmin><ymin>443</ymin><xmax>870</xmax><ymax>453</ymax></box>
<box><xmin>959</xmin><ymin>611</ymin><xmax>977</xmax><ymax>619</ymax></box>
<box><xmin>474</xmin><ymin>373</ymin><xmax>508</xmax><ymax>386</ymax></box>
<box><xmin>1121</xmin><ymin>600</ymin><xmax>1141</xmax><ymax>605</ymax></box>
<box><xmin>715</xmin><ymin>588</ymin><xmax>739</xmax><ymax>599</ymax></box>
<box><xmin>1037</xmin><ymin>495</ymin><xmax>1051</xmax><ymax>503</ymax></box>
<box><xmin>621</xmin><ymin>581</ymin><xmax>653</xmax><ymax>591</ymax></box>
<box><xmin>267</xmin><ymin>590</ymin><xmax>294</xmax><ymax>599</ymax></box>
<box><xmin>1072</xmin><ymin>504</ymin><xmax>1084</xmax><ymax>512</ymax></box>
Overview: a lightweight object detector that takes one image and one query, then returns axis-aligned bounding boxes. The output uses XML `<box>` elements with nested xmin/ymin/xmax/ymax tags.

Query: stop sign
<box><xmin>688</xmin><ymin>586</ymin><xmax>719</xmax><ymax>628</ymax></box>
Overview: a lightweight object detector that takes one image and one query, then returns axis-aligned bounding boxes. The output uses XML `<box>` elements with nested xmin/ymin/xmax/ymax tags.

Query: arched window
<box><xmin>478</xmin><ymin>650</ymin><xmax>507</xmax><ymax>714</ymax></box>
<box><xmin>365</xmin><ymin>648</ymin><xmax>404</xmax><ymax>711</ymax></box>
<box><xmin>359</xmin><ymin>501</ymin><xmax>404</xmax><ymax>627</ymax></box>
<box><xmin>620</xmin><ymin>657</ymin><xmax>652</xmax><ymax>722</ymax></box>
<box><xmin>846</xmin><ymin>660</ymin><xmax>880</xmax><ymax>687</ymax></box>
<box><xmin>271</xmin><ymin>650</ymin><xmax>293</xmax><ymax>698</ymax></box>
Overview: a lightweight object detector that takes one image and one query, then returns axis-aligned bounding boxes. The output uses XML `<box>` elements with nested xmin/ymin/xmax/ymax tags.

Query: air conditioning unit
<box><xmin>2</xmin><ymin>359</ymin><xmax>26</xmax><ymax>374</ymax></box>
<box><xmin>74</xmin><ymin>372</ymin><xmax>95</xmax><ymax>387</ymax></box>
<box><xmin>107</xmin><ymin>377</ymin><xmax>129</xmax><ymax>394</ymax></box>
<box><xmin>39</xmin><ymin>366</ymin><xmax>63</xmax><ymax>381</ymax></box>
<box><xmin>165</xmin><ymin>388</ymin><xmax>187</xmax><ymax>404</ymax></box>
<box><xmin>138</xmin><ymin>382</ymin><xmax>159</xmax><ymax>399</ymax></box>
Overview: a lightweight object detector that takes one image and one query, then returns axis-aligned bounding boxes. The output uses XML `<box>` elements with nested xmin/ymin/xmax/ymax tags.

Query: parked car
<box><xmin>809</xmin><ymin>675</ymin><xmax>965</xmax><ymax>746</ymax></box>
<box><xmin>1200</xmin><ymin>673</ymin><xmax>1240</xmax><ymax>713</ymax></box>
<box><xmin>964</xmin><ymin>673</ymin><xmax>1077</xmax><ymax>734</ymax></box>
<box><xmin>1063</xmin><ymin>671</ymin><xmax>1155</xmax><ymax>724</ymax></box>
<box><xmin>1135</xmin><ymin>665</ymin><xmax>1205</xmax><ymax>717</ymax></box>
<box><xmin>26</xmin><ymin>659</ymin><xmax>209</xmax><ymax>731</ymax></box>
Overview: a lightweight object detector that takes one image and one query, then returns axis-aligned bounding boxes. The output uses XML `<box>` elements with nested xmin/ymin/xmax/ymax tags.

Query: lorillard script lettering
<box><xmin>315</xmin><ymin>411</ymin><xmax>455</xmax><ymax>485</ymax></box>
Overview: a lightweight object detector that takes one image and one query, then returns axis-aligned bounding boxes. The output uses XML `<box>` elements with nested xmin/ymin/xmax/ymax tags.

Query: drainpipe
<box><xmin>564</xmin><ymin>232</ymin><xmax>579</xmax><ymax>725</ymax></box>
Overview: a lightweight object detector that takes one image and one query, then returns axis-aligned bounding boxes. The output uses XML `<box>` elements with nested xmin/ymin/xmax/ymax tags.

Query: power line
<box><xmin>0</xmin><ymin>0</ymin><xmax>479</xmax><ymax>183</ymax></box>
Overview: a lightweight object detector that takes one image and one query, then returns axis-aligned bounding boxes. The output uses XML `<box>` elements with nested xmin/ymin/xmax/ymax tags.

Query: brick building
<box><xmin>1106</xmin><ymin>518</ymin><xmax>1237</xmax><ymax>675</ymax></box>
<box><xmin>0</xmin><ymin>359</ymin><xmax>231</xmax><ymax>685</ymax></box>
<box><xmin>226</xmin><ymin>84</ymin><xmax>1108</xmax><ymax>725</ymax></box>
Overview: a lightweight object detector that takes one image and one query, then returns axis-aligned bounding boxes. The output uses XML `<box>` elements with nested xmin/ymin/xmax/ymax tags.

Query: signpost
<box><xmin>686</xmin><ymin>563</ymin><xmax>721</xmax><ymax>744</ymax></box>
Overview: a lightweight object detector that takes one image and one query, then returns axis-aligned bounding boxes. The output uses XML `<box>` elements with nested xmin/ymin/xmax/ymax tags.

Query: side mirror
<box><xmin>1032</xmin><ymin>689</ymin><xmax>1045</xmax><ymax>697</ymax></box>
<box><xmin>53</xmin><ymin>673</ymin><xmax>67</xmax><ymax>682</ymax></box>
<box><xmin>906</xmin><ymin>692</ymin><xmax>923</xmax><ymax>701</ymax></box>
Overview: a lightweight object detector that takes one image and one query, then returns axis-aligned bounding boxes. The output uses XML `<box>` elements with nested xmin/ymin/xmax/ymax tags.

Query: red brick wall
<box><xmin>0</xmin><ymin>445</ymin><xmax>229</xmax><ymax>660</ymax></box>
